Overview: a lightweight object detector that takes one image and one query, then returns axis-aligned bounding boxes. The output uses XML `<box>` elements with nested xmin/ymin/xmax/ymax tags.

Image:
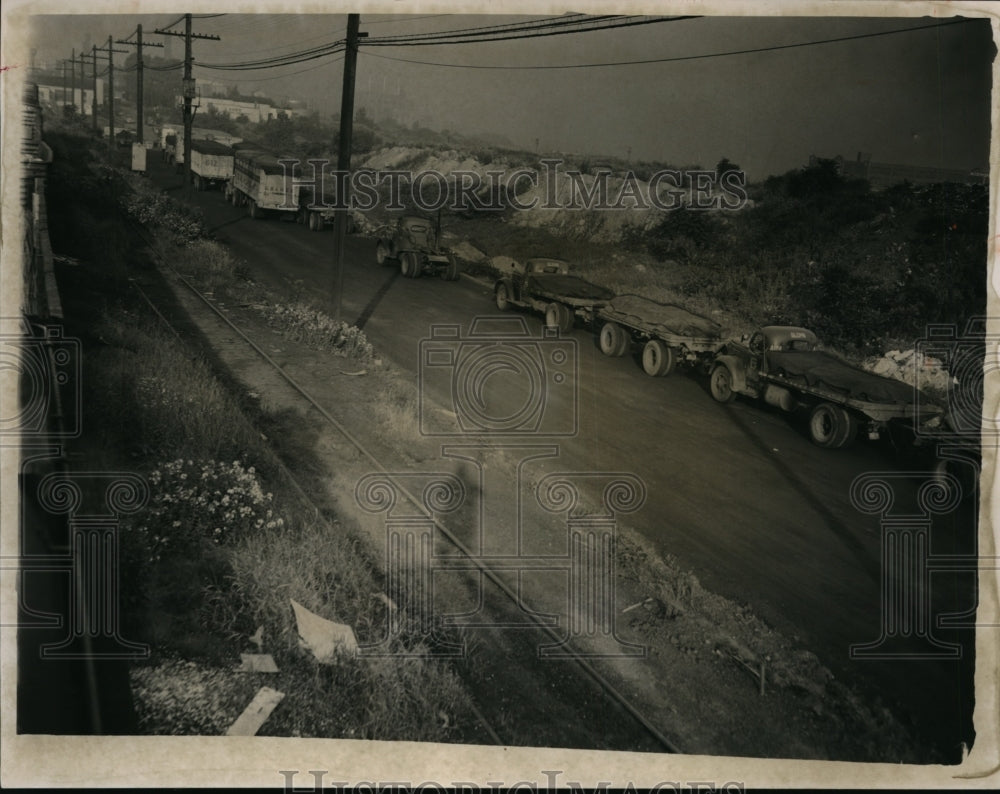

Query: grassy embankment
<box><xmin>43</xmin><ymin>128</ymin><xmax>480</xmax><ymax>740</ymax></box>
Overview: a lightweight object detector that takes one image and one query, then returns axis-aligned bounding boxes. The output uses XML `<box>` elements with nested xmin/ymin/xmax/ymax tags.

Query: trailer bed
<box><xmin>523</xmin><ymin>274</ymin><xmax>614</xmax><ymax>307</ymax></box>
<box><xmin>599</xmin><ymin>295</ymin><xmax>721</xmax><ymax>348</ymax></box>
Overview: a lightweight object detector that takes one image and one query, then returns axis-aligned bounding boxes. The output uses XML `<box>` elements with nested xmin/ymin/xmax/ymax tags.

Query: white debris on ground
<box><xmin>291</xmin><ymin>598</ymin><xmax>359</xmax><ymax>662</ymax></box>
<box><xmin>862</xmin><ymin>348</ymin><xmax>952</xmax><ymax>396</ymax></box>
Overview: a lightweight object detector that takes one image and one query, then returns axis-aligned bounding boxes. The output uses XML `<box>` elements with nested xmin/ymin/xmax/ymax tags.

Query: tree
<box><xmin>716</xmin><ymin>157</ymin><xmax>741</xmax><ymax>179</ymax></box>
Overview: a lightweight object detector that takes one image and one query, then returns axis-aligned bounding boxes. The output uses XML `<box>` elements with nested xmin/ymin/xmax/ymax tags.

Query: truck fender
<box><xmin>713</xmin><ymin>354</ymin><xmax>748</xmax><ymax>394</ymax></box>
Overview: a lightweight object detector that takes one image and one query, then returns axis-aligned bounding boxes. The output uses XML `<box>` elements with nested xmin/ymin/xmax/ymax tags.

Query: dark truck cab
<box><xmin>375</xmin><ymin>215</ymin><xmax>459</xmax><ymax>280</ymax></box>
<box><xmin>709</xmin><ymin>325</ymin><xmax>945</xmax><ymax>448</ymax></box>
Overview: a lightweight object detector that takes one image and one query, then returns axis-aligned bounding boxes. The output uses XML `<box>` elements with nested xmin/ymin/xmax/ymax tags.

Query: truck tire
<box><xmin>599</xmin><ymin>322</ymin><xmax>628</xmax><ymax>357</ymax></box>
<box><xmin>401</xmin><ymin>251</ymin><xmax>420</xmax><ymax>278</ymax></box>
<box><xmin>808</xmin><ymin>403</ymin><xmax>857</xmax><ymax>449</ymax></box>
<box><xmin>495</xmin><ymin>282</ymin><xmax>510</xmax><ymax>311</ymax></box>
<box><xmin>249</xmin><ymin>199</ymin><xmax>259</xmax><ymax>219</ymax></box>
<box><xmin>545</xmin><ymin>303</ymin><xmax>573</xmax><ymax>333</ymax></box>
<box><xmin>376</xmin><ymin>241</ymin><xmax>391</xmax><ymax>266</ymax></box>
<box><xmin>709</xmin><ymin>364</ymin><xmax>737</xmax><ymax>403</ymax></box>
<box><xmin>642</xmin><ymin>340</ymin><xmax>676</xmax><ymax>377</ymax></box>
<box><xmin>194</xmin><ymin>174</ymin><xmax>203</xmax><ymax>191</ymax></box>
<box><xmin>444</xmin><ymin>252</ymin><xmax>460</xmax><ymax>281</ymax></box>
<box><xmin>309</xmin><ymin>211</ymin><xmax>321</xmax><ymax>231</ymax></box>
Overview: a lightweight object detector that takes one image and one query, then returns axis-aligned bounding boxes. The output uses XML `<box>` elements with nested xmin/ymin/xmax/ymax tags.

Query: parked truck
<box><xmin>189</xmin><ymin>139</ymin><xmax>235</xmax><ymax>191</ymax></box>
<box><xmin>597</xmin><ymin>295</ymin><xmax>723</xmax><ymax>376</ymax></box>
<box><xmin>493</xmin><ymin>258</ymin><xmax>614</xmax><ymax>332</ymax></box>
<box><xmin>375</xmin><ymin>214</ymin><xmax>459</xmax><ymax>280</ymax></box>
<box><xmin>708</xmin><ymin>325</ymin><xmax>945</xmax><ymax>448</ymax></box>
<box><xmin>228</xmin><ymin>150</ymin><xmax>298</xmax><ymax>219</ymax></box>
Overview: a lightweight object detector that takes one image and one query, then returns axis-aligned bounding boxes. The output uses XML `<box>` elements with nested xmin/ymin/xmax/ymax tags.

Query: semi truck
<box><xmin>708</xmin><ymin>325</ymin><xmax>945</xmax><ymax>448</ymax></box>
<box><xmin>493</xmin><ymin>258</ymin><xmax>614</xmax><ymax>332</ymax></box>
<box><xmin>227</xmin><ymin>150</ymin><xmax>299</xmax><ymax>219</ymax></box>
<box><xmin>188</xmin><ymin>139</ymin><xmax>235</xmax><ymax>191</ymax></box>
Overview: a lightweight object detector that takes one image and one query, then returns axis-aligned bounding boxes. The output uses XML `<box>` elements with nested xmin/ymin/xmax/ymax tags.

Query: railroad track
<box><xmin>128</xmin><ymin>221</ymin><xmax>683</xmax><ymax>754</ymax></box>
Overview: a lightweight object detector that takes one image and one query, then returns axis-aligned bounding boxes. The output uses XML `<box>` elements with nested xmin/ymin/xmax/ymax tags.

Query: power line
<box><xmin>198</xmin><ymin>54</ymin><xmax>344</xmax><ymax>83</ymax></box>
<box><xmin>189</xmin><ymin>15</ymin><xmax>689</xmax><ymax>73</ymax></box>
<box><xmin>362</xmin><ymin>14</ymin><xmax>451</xmax><ymax>27</ymax></box>
<box><xmin>359</xmin><ymin>17</ymin><xmax>978</xmax><ymax>70</ymax></box>
<box><xmin>199</xmin><ymin>40</ymin><xmax>345</xmax><ymax>70</ymax></box>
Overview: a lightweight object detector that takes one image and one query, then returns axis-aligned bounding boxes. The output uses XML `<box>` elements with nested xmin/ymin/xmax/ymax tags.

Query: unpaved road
<box><xmin>152</xmin><ymin>160</ymin><xmax>979</xmax><ymax>757</ymax></box>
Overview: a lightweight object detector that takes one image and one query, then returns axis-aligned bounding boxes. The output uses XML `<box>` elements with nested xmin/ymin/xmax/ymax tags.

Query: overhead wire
<box><xmin>359</xmin><ymin>17</ymin><xmax>978</xmax><ymax>69</ymax></box>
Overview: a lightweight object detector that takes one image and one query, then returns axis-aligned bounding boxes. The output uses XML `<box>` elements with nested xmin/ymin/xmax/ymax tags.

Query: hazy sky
<box><xmin>21</xmin><ymin>11</ymin><xmax>995</xmax><ymax>179</ymax></box>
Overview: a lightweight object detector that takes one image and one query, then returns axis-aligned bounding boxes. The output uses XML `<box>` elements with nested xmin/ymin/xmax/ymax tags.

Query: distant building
<box><xmin>189</xmin><ymin>95</ymin><xmax>301</xmax><ymax>123</ymax></box>
<box><xmin>814</xmin><ymin>153</ymin><xmax>987</xmax><ymax>188</ymax></box>
<box><xmin>30</xmin><ymin>71</ymin><xmax>104</xmax><ymax>115</ymax></box>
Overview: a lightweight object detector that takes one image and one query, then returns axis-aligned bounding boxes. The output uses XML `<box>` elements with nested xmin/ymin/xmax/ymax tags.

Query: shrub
<box><xmin>260</xmin><ymin>302</ymin><xmax>375</xmax><ymax>362</ymax></box>
<box><xmin>127</xmin><ymin>458</ymin><xmax>284</xmax><ymax>563</ymax></box>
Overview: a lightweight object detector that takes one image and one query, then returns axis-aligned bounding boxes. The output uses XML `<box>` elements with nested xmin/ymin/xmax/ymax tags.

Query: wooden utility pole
<box><xmin>95</xmin><ymin>38</ymin><xmax>127</xmax><ymax>149</ymax></box>
<box><xmin>79</xmin><ymin>48</ymin><xmax>86</xmax><ymax>114</ymax></box>
<box><xmin>91</xmin><ymin>46</ymin><xmax>99</xmax><ymax>134</ymax></box>
<box><xmin>118</xmin><ymin>25</ymin><xmax>164</xmax><ymax>144</ymax></box>
<box><xmin>156</xmin><ymin>15</ymin><xmax>219</xmax><ymax>188</ymax></box>
<box><xmin>70</xmin><ymin>49</ymin><xmax>76</xmax><ymax>113</ymax></box>
<box><xmin>332</xmin><ymin>14</ymin><xmax>366</xmax><ymax>324</ymax></box>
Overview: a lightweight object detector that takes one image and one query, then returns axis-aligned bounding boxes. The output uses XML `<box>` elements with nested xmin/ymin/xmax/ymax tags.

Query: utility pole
<box><xmin>91</xmin><ymin>46</ymin><xmax>98</xmax><ymax>134</ymax></box>
<box><xmin>95</xmin><ymin>38</ymin><xmax>127</xmax><ymax>150</ymax></box>
<box><xmin>70</xmin><ymin>49</ymin><xmax>76</xmax><ymax>114</ymax></box>
<box><xmin>332</xmin><ymin>14</ymin><xmax>367</xmax><ymax>324</ymax></box>
<box><xmin>61</xmin><ymin>59</ymin><xmax>67</xmax><ymax>110</ymax></box>
<box><xmin>156</xmin><ymin>15</ymin><xmax>219</xmax><ymax>189</ymax></box>
<box><xmin>118</xmin><ymin>25</ymin><xmax>164</xmax><ymax>144</ymax></box>
<box><xmin>79</xmin><ymin>48</ymin><xmax>86</xmax><ymax>114</ymax></box>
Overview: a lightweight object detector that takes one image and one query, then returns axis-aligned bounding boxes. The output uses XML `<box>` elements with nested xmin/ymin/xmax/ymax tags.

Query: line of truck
<box><xmin>147</xmin><ymin>127</ymin><xmax>948</xmax><ymax>451</ymax></box>
<box><xmin>490</xmin><ymin>258</ymin><xmax>946</xmax><ymax>449</ymax></box>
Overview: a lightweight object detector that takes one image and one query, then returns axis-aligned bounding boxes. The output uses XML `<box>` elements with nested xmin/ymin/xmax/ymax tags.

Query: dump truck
<box><xmin>596</xmin><ymin>295</ymin><xmax>723</xmax><ymax>376</ymax></box>
<box><xmin>708</xmin><ymin>325</ymin><xmax>945</xmax><ymax>448</ymax></box>
<box><xmin>228</xmin><ymin>149</ymin><xmax>298</xmax><ymax>219</ymax></box>
<box><xmin>188</xmin><ymin>139</ymin><xmax>235</xmax><ymax>191</ymax></box>
<box><xmin>375</xmin><ymin>214</ymin><xmax>459</xmax><ymax>280</ymax></box>
<box><xmin>493</xmin><ymin>257</ymin><xmax>614</xmax><ymax>332</ymax></box>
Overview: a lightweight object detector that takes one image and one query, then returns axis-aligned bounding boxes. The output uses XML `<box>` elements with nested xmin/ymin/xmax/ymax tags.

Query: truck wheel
<box><xmin>558</xmin><ymin>303</ymin><xmax>574</xmax><ymax>332</ymax></box>
<box><xmin>309</xmin><ymin>211</ymin><xmax>321</xmax><ymax>231</ymax></box>
<box><xmin>808</xmin><ymin>403</ymin><xmax>857</xmax><ymax>448</ymax></box>
<box><xmin>249</xmin><ymin>199</ymin><xmax>259</xmax><ymax>219</ymax></box>
<box><xmin>444</xmin><ymin>252</ymin><xmax>460</xmax><ymax>281</ymax></box>
<box><xmin>495</xmin><ymin>283</ymin><xmax>510</xmax><ymax>311</ymax></box>
<box><xmin>401</xmin><ymin>251</ymin><xmax>420</xmax><ymax>278</ymax></box>
<box><xmin>376</xmin><ymin>241</ymin><xmax>390</xmax><ymax>266</ymax></box>
<box><xmin>194</xmin><ymin>174</ymin><xmax>202</xmax><ymax>191</ymax></box>
<box><xmin>709</xmin><ymin>364</ymin><xmax>736</xmax><ymax>403</ymax></box>
<box><xmin>642</xmin><ymin>340</ymin><xmax>676</xmax><ymax>377</ymax></box>
<box><xmin>599</xmin><ymin>323</ymin><xmax>627</xmax><ymax>356</ymax></box>
<box><xmin>546</xmin><ymin>303</ymin><xmax>572</xmax><ymax>333</ymax></box>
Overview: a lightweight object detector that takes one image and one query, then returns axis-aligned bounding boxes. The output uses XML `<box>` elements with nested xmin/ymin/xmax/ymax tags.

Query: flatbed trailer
<box><xmin>596</xmin><ymin>295</ymin><xmax>723</xmax><ymax>376</ymax></box>
<box><xmin>494</xmin><ymin>258</ymin><xmax>614</xmax><ymax>332</ymax></box>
